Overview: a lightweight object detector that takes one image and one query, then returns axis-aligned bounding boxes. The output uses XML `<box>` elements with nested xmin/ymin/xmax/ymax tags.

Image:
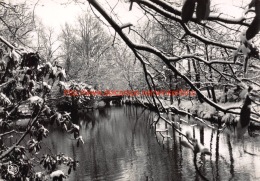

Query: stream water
<box><xmin>42</xmin><ymin>105</ymin><xmax>260</xmax><ymax>181</ymax></box>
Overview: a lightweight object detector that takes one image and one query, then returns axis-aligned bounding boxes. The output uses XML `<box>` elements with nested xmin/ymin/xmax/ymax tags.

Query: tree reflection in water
<box><xmin>43</xmin><ymin>106</ymin><xmax>260</xmax><ymax>181</ymax></box>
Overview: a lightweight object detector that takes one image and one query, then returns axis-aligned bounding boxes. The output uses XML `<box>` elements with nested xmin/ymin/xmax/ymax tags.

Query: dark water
<box><xmin>42</xmin><ymin>106</ymin><xmax>260</xmax><ymax>181</ymax></box>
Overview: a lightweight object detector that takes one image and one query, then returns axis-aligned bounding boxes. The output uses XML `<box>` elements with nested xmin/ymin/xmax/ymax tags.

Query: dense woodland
<box><xmin>0</xmin><ymin>0</ymin><xmax>259</xmax><ymax>180</ymax></box>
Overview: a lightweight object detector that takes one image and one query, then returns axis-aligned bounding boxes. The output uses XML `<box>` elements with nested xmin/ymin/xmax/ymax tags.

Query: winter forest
<box><xmin>0</xmin><ymin>0</ymin><xmax>260</xmax><ymax>180</ymax></box>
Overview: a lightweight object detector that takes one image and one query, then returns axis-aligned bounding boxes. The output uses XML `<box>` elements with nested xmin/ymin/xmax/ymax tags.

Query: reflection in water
<box><xmin>227</xmin><ymin>134</ymin><xmax>235</xmax><ymax>180</ymax></box>
<box><xmin>215</xmin><ymin>129</ymin><xmax>220</xmax><ymax>181</ymax></box>
<box><xmin>44</xmin><ymin>106</ymin><xmax>260</xmax><ymax>181</ymax></box>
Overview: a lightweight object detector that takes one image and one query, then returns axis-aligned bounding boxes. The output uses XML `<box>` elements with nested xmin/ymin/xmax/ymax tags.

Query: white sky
<box><xmin>8</xmin><ymin>0</ymin><xmax>250</xmax><ymax>34</ymax></box>
<box><xmin>19</xmin><ymin>0</ymin><xmax>144</xmax><ymax>33</ymax></box>
<box><xmin>34</xmin><ymin>0</ymin><xmax>83</xmax><ymax>28</ymax></box>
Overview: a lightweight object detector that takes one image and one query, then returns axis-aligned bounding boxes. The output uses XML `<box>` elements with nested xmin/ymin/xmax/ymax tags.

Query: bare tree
<box><xmin>60</xmin><ymin>13</ymin><xmax>113</xmax><ymax>86</ymax></box>
<box><xmin>35</xmin><ymin>21</ymin><xmax>61</xmax><ymax>62</ymax></box>
<box><xmin>0</xmin><ymin>1</ymin><xmax>34</xmax><ymax>47</ymax></box>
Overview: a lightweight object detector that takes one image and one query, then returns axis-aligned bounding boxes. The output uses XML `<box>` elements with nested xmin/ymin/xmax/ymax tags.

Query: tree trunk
<box><xmin>192</xmin><ymin>59</ymin><xmax>203</xmax><ymax>103</ymax></box>
<box><xmin>169</xmin><ymin>75</ymin><xmax>173</xmax><ymax>104</ymax></box>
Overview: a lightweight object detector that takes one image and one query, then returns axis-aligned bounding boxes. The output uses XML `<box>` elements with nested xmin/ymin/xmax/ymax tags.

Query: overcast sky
<box><xmin>18</xmin><ymin>0</ymin><xmax>144</xmax><ymax>33</ymax></box>
<box><xmin>9</xmin><ymin>0</ymin><xmax>249</xmax><ymax>33</ymax></box>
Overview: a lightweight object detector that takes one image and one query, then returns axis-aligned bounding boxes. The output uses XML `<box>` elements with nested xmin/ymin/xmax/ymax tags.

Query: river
<box><xmin>43</xmin><ymin>105</ymin><xmax>260</xmax><ymax>181</ymax></box>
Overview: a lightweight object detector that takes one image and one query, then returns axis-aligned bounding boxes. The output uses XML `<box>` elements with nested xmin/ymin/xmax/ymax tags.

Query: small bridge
<box><xmin>99</xmin><ymin>95</ymin><xmax>124</xmax><ymax>106</ymax></box>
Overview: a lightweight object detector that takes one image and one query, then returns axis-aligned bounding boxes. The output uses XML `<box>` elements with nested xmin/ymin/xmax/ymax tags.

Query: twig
<box><xmin>0</xmin><ymin>130</ymin><xmax>24</xmax><ymax>137</ymax></box>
